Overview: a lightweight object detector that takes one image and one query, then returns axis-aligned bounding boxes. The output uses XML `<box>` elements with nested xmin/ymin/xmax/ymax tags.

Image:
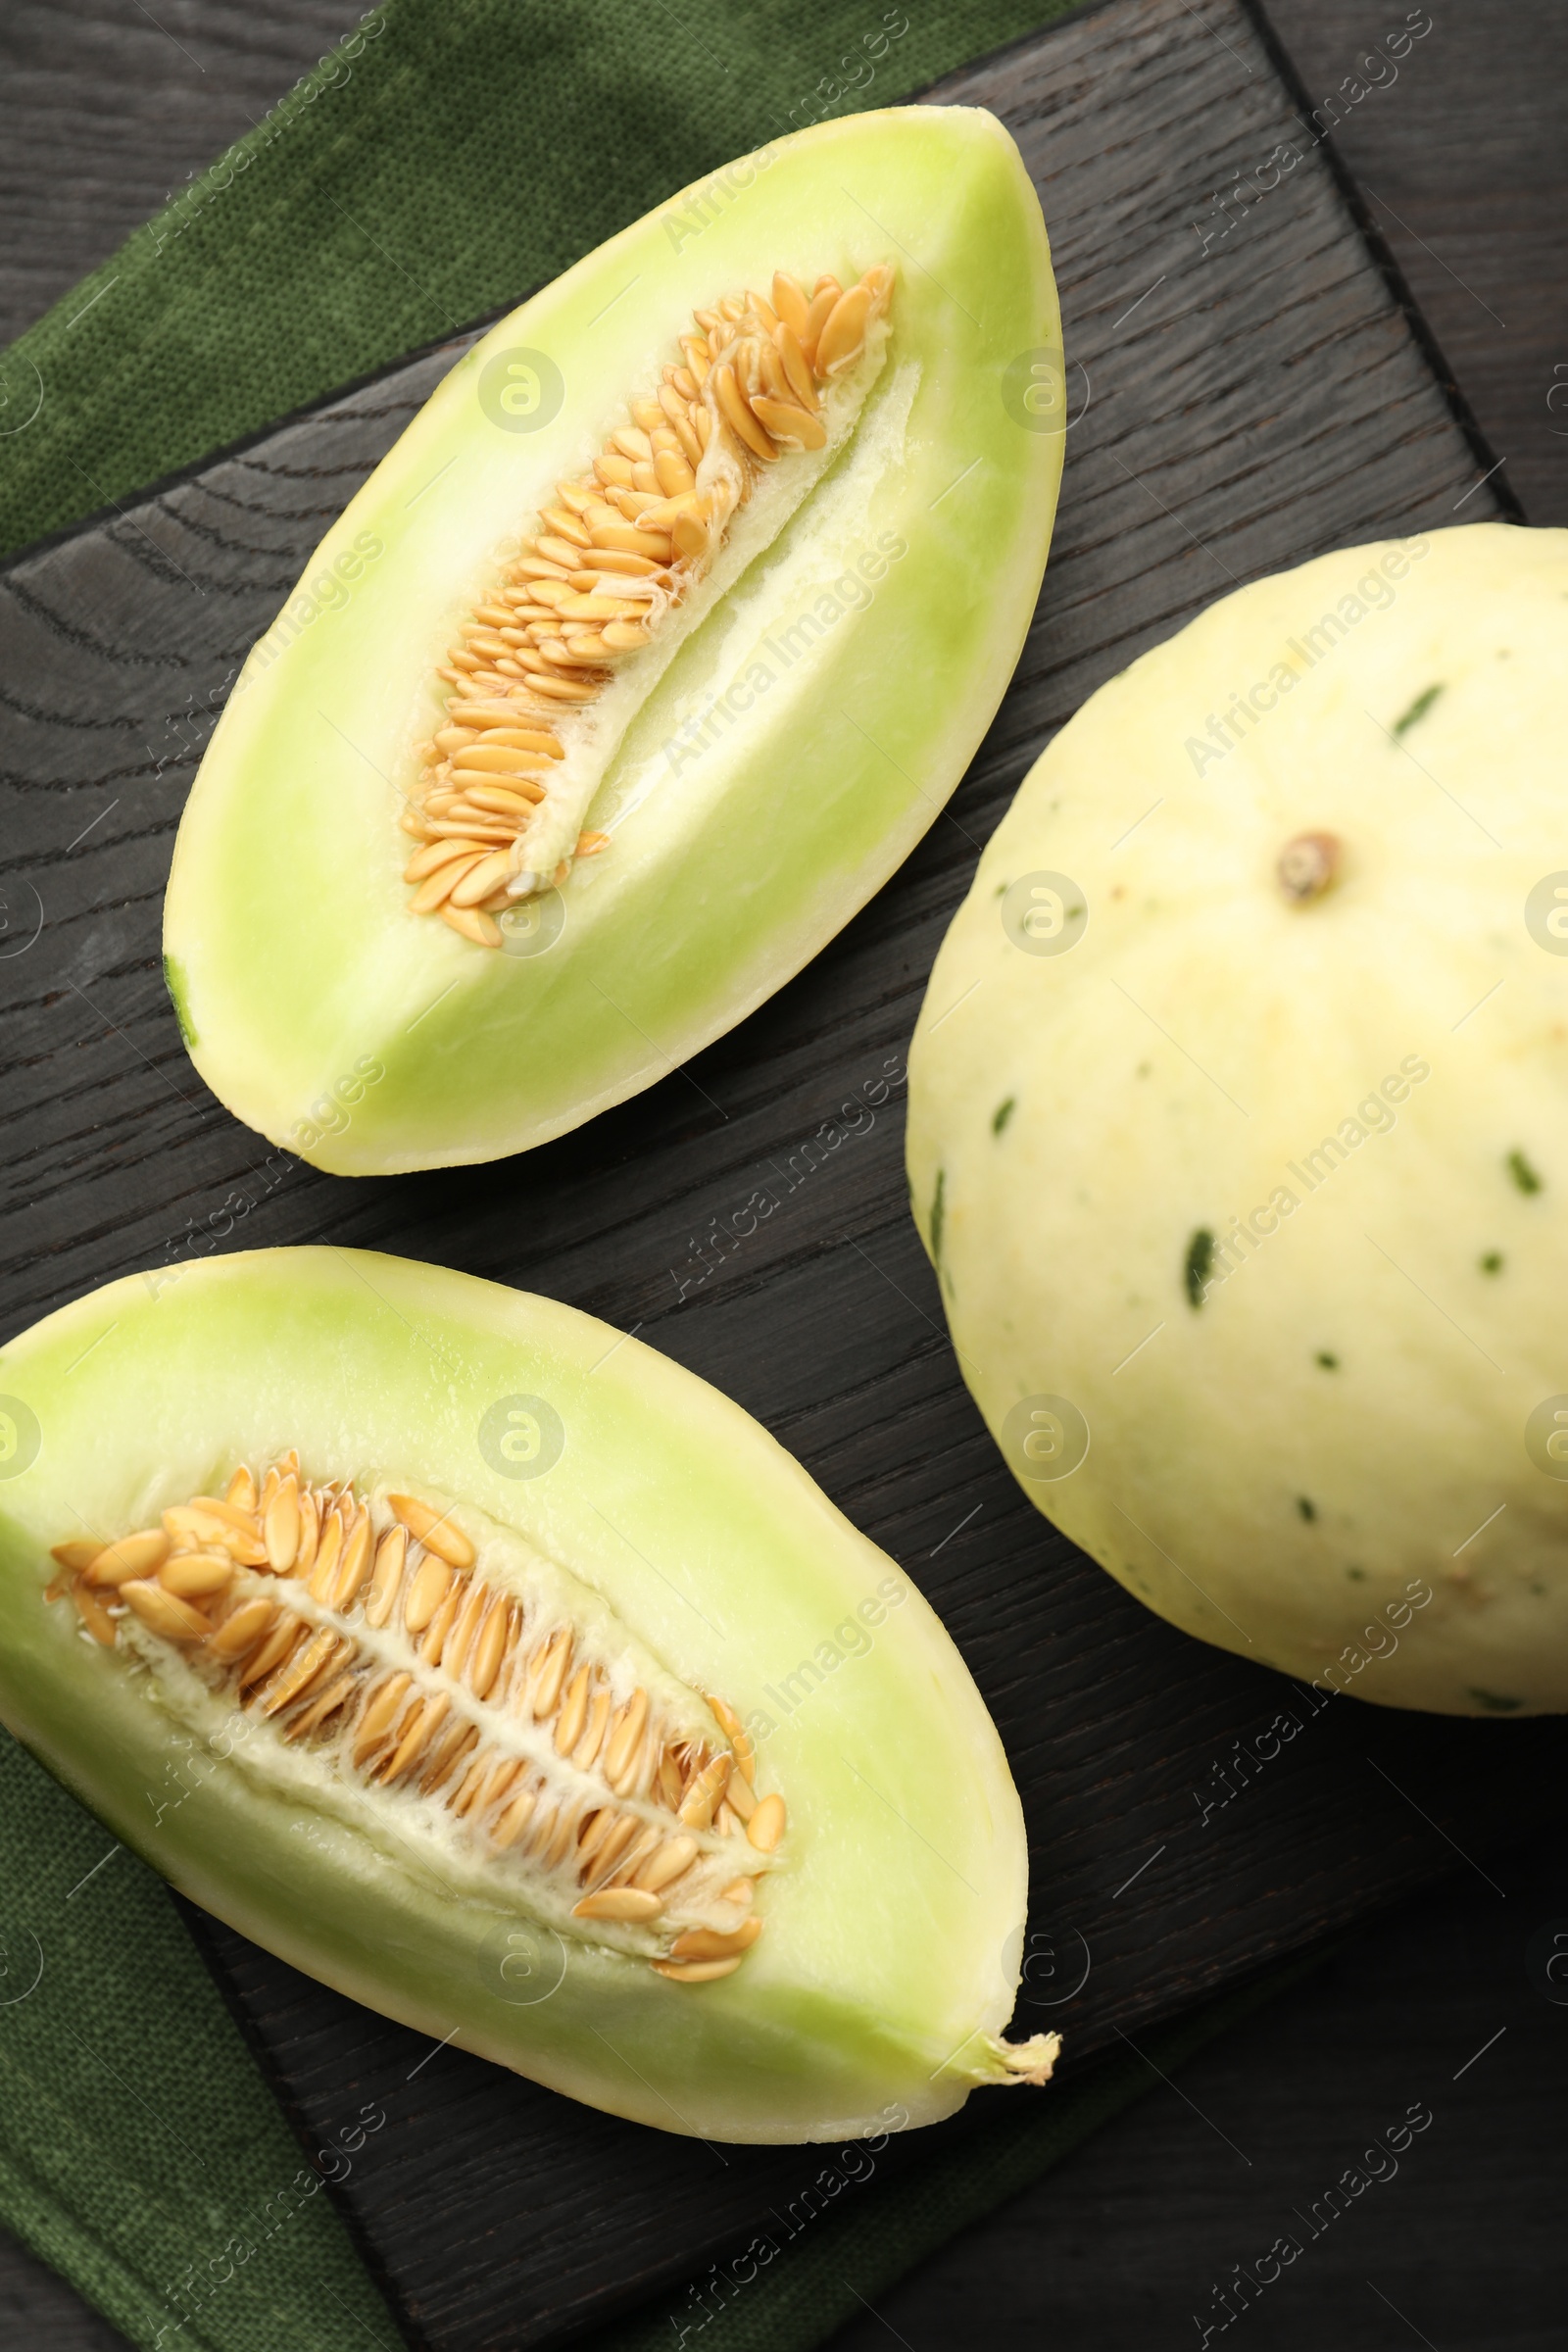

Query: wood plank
<box><xmin>831</xmin><ymin>1830</ymin><xmax>1566</xmax><ymax>2352</ymax></box>
<box><xmin>0</xmin><ymin>1</ymin><xmax>1559</xmax><ymax>2347</ymax></box>
<box><xmin>1258</xmin><ymin>0</ymin><xmax>1568</xmax><ymax>531</ymax></box>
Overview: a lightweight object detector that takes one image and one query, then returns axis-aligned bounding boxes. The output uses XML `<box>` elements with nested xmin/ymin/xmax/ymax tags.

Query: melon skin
<box><xmin>165</xmin><ymin>106</ymin><xmax>1063</xmax><ymax>1174</ymax></box>
<box><xmin>907</xmin><ymin>523</ymin><xmax>1568</xmax><ymax>1717</ymax></box>
<box><xmin>0</xmin><ymin>1250</ymin><xmax>1036</xmax><ymax>2140</ymax></box>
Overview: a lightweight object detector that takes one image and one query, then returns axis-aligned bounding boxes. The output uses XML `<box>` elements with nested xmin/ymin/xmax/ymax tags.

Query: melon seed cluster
<box><xmin>48</xmin><ymin>1456</ymin><xmax>781</xmax><ymax>1984</ymax></box>
<box><xmin>407</xmin><ymin>263</ymin><xmax>895</xmax><ymax>945</ymax></box>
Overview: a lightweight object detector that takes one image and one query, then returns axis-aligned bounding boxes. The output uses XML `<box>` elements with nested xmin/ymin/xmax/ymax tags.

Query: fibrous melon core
<box><xmin>50</xmin><ymin>1453</ymin><xmax>782</xmax><ymax>1983</ymax></box>
<box><xmin>412</xmin><ymin>265</ymin><xmax>894</xmax><ymax>945</ymax></box>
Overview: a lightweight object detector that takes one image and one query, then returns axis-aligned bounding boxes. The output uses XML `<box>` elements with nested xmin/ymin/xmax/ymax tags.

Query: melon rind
<box><xmin>0</xmin><ymin>1249</ymin><xmax>1030</xmax><ymax>2139</ymax></box>
<box><xmin>165</xmin><ymin>106</ymin><xmax>1063</xmax><ymax>1173</ymax></box>
<box><xmin>907</xmin><ymin>523</ymin><xmax>1568</xmax><ymax>1717</ymax></box>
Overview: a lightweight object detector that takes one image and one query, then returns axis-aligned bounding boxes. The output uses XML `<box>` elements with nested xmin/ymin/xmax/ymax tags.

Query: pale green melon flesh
<box><xmin>165</xmin><ymin>106</ymin><xmax>1062</xmax><ymax>1173</ymax></box>
<box><xmin>0</xmin><ymin>1250</ymin><xmax>1035</xmax><ymax>2139</ymax></box>
<box><xmin>907</xmin><ymin>524</ymin><xmax>1568</xmax><ymax>1716</ymax></box>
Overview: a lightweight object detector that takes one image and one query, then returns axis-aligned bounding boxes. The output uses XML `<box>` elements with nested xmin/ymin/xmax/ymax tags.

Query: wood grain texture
<box><xmin>4</xmin><ymin>0</ymin><xmax>1562</xmax><ymax>538</ymax></box>
<box><xmin>0</xmin><ymin>0</ymin><xmax>366</xmax><ymax>350</ymax></box>
<box><xmin>0</xmin><ymin>1</ymin><xmax>1563</xmax><ymax>2349</ymax></box>
<box><xmin>1261</xmin><ymin>0</ymin><xmax>1568</xmax><ymax>530</ymax></box>
<box><xmin>830</xmin><ymin>1832</ymin><xmax>1568</xmax><ymax>2352</ymax></box>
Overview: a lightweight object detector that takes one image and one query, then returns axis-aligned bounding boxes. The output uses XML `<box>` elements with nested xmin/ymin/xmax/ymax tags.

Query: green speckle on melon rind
<box><xmin>1393</xmin><ymin>681</ymin><xmax>1444</xmax><ymax>736</ymax></box>
<box><xmin>163</xmin><ymin>954</ymin><xmax>196</xmax><ymax>1050</ymax></box>
<box><xmin>1184</xmin><ymin>1228</ymin><xmax>1214</xmax><ymax>1309</ymax></box>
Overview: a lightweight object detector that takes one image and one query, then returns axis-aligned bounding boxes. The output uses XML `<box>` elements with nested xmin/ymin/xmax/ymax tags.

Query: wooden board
<box><xmin>0</xmin><ymin>0</ymin><xmax>1558</xmax><ymax>2345</ymax></box>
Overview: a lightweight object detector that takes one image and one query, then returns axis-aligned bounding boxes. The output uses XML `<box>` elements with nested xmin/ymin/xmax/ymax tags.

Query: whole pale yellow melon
<box><xmin>907</xmin><ymin>523</ymin><xmax>1568</xmax><ymax>1715</ymax></box>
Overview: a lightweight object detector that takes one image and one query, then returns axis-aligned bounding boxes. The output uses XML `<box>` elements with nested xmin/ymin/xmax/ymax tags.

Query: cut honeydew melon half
<box><xmin>164</xmin><ymin>105</ymin><xmax>1063</xmax><ymax>1172</ymax></box>
<box><xmin>0</xmin><ymin>1248</ymin><xmax>1054</xmax><ymax>2140</ymax></box>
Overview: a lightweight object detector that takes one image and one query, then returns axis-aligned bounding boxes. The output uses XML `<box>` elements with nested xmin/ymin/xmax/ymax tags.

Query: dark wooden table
<box><xmin>0</xmin><ymin>5</ymin><xmax>1564</xmax><ymax>2349</ymax></box>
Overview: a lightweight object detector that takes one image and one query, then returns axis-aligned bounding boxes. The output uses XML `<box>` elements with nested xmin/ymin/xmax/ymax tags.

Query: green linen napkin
<box><xmin>0</xmin><ymin>1731</ymin><xmax>393</xmax><ymax>2349</ymax></box>
<box><xmin>0</xmin><ymin>5</ymin><xmax>1311</xmax><ymax>2346</ymax></box>
<box><xmin>0</xmin><ymin>1722</ymin><xmax>1317</xmax><ymax>2352</ymax></box>
<box><xmin>0</xmin><ymin>0</ymin><xmax>1077</xmax><ymax>562</ymax></box>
